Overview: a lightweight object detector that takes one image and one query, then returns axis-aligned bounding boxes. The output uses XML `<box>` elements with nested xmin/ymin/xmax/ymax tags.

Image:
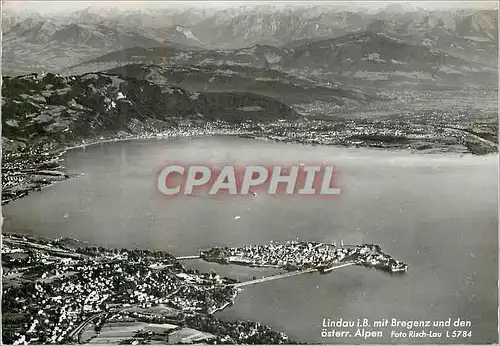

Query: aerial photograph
<box><xmin>1</xmin><ymin>0</ymin><xmax>498</xmax><ymax>344</ymax></box>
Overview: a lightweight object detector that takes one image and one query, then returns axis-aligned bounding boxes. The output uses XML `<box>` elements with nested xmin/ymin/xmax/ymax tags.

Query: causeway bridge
<box><xmin>175</xmin><ymin>254</ymin><xmax>356</xmax><ymax>287</ymax></box>
<box><xmin>176</xmin><ymin>255</ymin><xmax>201</xmax><ymax>260</ymax></box>
<box><xmin>233</xmin><ymin>262</ymin><xmax>355</xmax><ymax>288</ymax></box>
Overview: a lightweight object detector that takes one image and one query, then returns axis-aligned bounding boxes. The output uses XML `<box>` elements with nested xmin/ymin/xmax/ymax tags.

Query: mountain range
<box><xmin>63</xmin><ymin>31</ymin><xmax>495</xmax><ymax>88</ymax></box>
<box><xmin>2</xmin><ymin>3</ymin><xmax>498</xmax><ymax>145</ymax></box>
<box><xmin>2</xmin><ymin>5</ymin><xmax>497</xmax><ymax>76</ymax></box>
<box><xmin>1</xmin><ymin>3</ymin><xmax>498</xmax><ymax>177</ymax></box>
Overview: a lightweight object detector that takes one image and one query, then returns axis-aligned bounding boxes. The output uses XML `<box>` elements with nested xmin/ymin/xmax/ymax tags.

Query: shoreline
<box><xmin>2</xmin><ymin>129</ymin><xmax>497</xmax><ymax>206</ymax></box>
<box><xmin>61</xmin><ymin>132</ymin><xmax>498</xmax><ymax>160</ymax></box>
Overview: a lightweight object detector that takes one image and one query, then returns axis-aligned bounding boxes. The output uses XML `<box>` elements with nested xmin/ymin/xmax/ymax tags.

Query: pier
<box><xmin>233</xmin><ymin>262</ymin><xmax>355</xmax><ymax>288</ymax></box>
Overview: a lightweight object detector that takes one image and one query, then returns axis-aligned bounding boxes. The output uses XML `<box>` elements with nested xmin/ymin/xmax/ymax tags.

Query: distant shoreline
<box><xmin>61</xmin><ymin>131</ymin><xmax>495</xmax><ymax>158</ymax></box>
<box><xmin>2</xmin><ymin>128</ymin><xmax>497</xmax><ymax>206</ymax></box>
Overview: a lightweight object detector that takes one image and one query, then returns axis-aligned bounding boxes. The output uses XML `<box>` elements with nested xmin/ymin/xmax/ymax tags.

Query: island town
<box><xmin>200</xmin><ymin>240</ymin><xmax>408</xmax><ymax>274</ymax></box>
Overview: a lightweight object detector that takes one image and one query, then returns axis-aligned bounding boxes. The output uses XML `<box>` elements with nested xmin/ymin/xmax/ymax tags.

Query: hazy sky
<box><xmin>3</xmin><ymin>0</ymin><xmax>498</xmax><ymax>14</ymax></box>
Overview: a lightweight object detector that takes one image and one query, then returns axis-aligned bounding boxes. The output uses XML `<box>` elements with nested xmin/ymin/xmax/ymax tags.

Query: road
<box><xmin>68</xmin><ymin>312</ymin><xmax>106</xmax><ymax>342</ymax></box>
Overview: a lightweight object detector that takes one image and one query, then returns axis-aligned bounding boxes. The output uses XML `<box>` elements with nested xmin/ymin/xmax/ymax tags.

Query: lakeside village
<box><xmin>2</xmin><ymin>233</ymin><xmax>408</xmax><ymax>345</ymax></box>
<box><xmin>2</xmin><ymin>110</ymin><xmax>497</xmax><ymax>205</ymax></box>
<box><xmin>2</xmin><ymin>233</ymin><xmax>290</xmax><ymax>345</ymax></box>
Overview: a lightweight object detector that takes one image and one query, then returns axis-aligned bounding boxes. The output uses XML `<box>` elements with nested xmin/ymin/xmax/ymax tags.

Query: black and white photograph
<box><xmin>1</xmin><ymin>0</ymin><xmax>498</xmax><ymax>344</ymax></box>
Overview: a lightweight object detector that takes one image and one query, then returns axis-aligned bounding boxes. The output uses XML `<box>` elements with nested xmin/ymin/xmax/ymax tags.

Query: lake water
<box><xmin>2</xmin><ymin>137</ymin><xmax>498</xmax><ymax>344</ymax></box>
